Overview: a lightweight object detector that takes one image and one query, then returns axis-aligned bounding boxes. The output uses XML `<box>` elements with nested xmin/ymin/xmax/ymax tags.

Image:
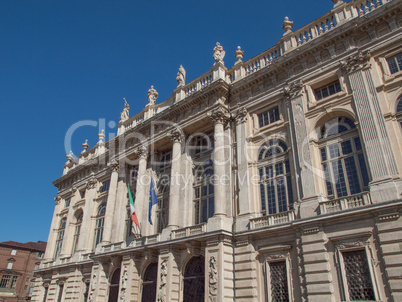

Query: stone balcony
<box><xmin>250</xmin><ymin>210</ymin><xmax>296</xmax><ymax>230</ymax></box>
<box><xmin>319</xmin><ymin>191</ymin><xmax>372</xmax><ymax>215</ymax></box>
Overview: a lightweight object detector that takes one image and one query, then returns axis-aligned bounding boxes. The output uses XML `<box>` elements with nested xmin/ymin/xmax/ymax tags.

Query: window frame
<box><xmin>257</xmin><ymin>140</ymin><xmax>294</xmax><ymax>216</ymax></box>
<box><xmin>257</xmin><ymin>106</ymin><xmax>281</xmax><ymax>129</ymax></box>
<box><xmin>259</xmin><ymin>245</ymin><xmax>293</xmax><ymax>302</ymax></box>
<box><xmin>94</xmin><ymin>203</ymin><xmax>106</xmax><ymax>247</ymax></box>
<box><xmin>396</xmin><ymin>97</ymin><xmax>402</xmax><ymax>130</ymax></box>
<box><xmin>193</xmin><ymin>165</ymin><xmax>215</xmax><ymax>224</ymax></box>
<box><xmin>313</xmin><ymin>79</ymin><xmax>342</xmax><ymax>101</ymax></box>
<box><xmin>318</xmin><ymin>117</ymin><xmax>370</xmax><ymax>199</ymax></box>
<box><xmin>333</xmin><ymin>235</ymin><xmax>380</xmax><ymax>302</ymax></box>
<box><xmin>54</xmin><ymin>217</ymin><xmax>67</xmax><ymax>258</ymax></box>
<box><xmin>386</xmin><ymin>52</ymin><xmax>402</xmax><ymax>75</ymax></box>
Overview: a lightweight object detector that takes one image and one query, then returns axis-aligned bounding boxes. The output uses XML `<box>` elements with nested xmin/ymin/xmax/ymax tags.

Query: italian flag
<box><xmin>128</xmin><ymin>184</ymin><xmax>140</xmax><ymax>230</ymax></box>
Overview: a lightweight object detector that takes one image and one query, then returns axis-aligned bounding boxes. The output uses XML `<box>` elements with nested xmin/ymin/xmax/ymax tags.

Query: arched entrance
<box><xmin>183</xmin><ymin>256</ymin><xmax>205</xmax><ymax>302</ymax></box>
<box><xmin>108</xmin><ymin>268</ymin><xmax>120</xmax><ymax>302</ymax></box>
<box><xmin>141</xmin><ymin>263</ymin><xmax>158</xmax><ymax>302</ymax></box>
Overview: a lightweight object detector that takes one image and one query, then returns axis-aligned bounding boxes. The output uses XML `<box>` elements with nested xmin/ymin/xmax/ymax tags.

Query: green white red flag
<box><xmin>127</xmin><ymin>184</ymin><xmax>140</xmax><ymax>230</ymax></box>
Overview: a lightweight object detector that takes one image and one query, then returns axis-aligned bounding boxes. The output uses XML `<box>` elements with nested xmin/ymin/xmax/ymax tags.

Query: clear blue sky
<box><xmin>0</xmin><ymin>0</ymin><xmax>335</xmax><ymax>243</ymax></box>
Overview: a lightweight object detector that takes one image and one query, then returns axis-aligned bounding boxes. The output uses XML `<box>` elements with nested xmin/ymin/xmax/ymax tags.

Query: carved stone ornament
<box><xmin>207</xmin><ymin>106</ymin><xmax>230</xmax><ymax>125</ymax></box>
<box><xmin>147</xmin><ymin>85</ymin><xmax>159</xmax><ymax>106</ymax></box>
<box><xmin>119</xmin><ymin>98</ymin><xmax>130</xmax><ymax>123</ymax></box>
<box><xmin>336</xmin><ymin>239</ymin><xmax>369</xmax><ymax>250</ymax></box>
<box><xmin>282</xmin><ymin>17</ymin><xmax>294</xmax><ymax>35</ymax></box>
<box><xmin>66</xmin><ymin>150</ymin><xmax>74</xmax><ymax>163</ymax></box>
<box><xmin>98</xmin><ymin>130</ymin><xmax>105</xmax><ymax>143</ymax></box>
<box><xmin>176</xmin><ymin>65</ymin><xmax>186</xmax><ymax>87</ymax></box>
<box><xmin>54</xmin><ymin>196</ymin><xmax>62</xmax><ymax>205</ymax></box>
<box><xmin>88</xmin><ymin>272</ymin><xmax>97</xmax><ymax>302</ymax></box>
<box><xmin>86</xmin><ymin>176</ymin><xmax>97</xmax><ymax>190</ymax></box>
<box><xmin>82</xmin><ymin>139</ymin><xmax>89</xmax><ymax>153</ymax></box>
<box><xmin>265</xmin><ymin>252</ymin><xmax>289</xmax><ymax>261</ymax></box>
<box><xmin>109</xmin><ymin>160</ymin><xmax>119</xmax><ymax>172</ymax></box>
<box><xmin>136</xmin><ymin>146</ymin><xmax>148</xmax><ymax>159</ymax></box>
<box><xmin>119</xmin><ymin>265</ymin><xmax>128</xmax><ymax>301</ymax></box>
<box><xmin>235</xmin><ymin>46</ymin><xmax>244</xmax><ymax>64</ymax></box>
<box><xmin>340</xmin><ymin>50</ymin><xmax>371</xmax><ymax>74</ymax></box>
<box><xmin>157</xmin><ymin>259</ymin><xmax>167</xmax><ymax>302</ymax></box>
<box><xmin>283</xmin><ymin>80</ymin><xmax>304</xmax><ymax>99</ymax></box>
<box><xmin>208</xmin><ymin>256</ymin><xmax>218</xmax><ymax>302</ymax></box>
<box><xmin>167</xmin><ymin>129</ymin><xmax>182</xmax><ymax>143</ymax></box>
<box><xmin>213</xmin><ymin>42</ymin><xmax>225</xmax><ymax>65</ymax></box>
<box><xmin>234</xmin><ymin>107</ymin><xmax>248</xmax><ymax>125</ymax></box>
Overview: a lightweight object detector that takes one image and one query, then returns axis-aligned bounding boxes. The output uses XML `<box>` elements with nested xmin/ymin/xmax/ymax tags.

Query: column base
<box><xmin>369</xmin><ymin>177</ymin><xmax>400</xmax><ymax>203</ymax></box>
<box><xmin>207</xmin><ymin>215</ymin><xmax>233</xmax><ymax>232</ymax></box>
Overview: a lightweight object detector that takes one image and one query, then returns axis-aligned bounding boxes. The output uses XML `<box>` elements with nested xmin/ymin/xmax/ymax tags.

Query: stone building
<box><xmin>0</xmin><ymin>240</ymin><xmax>46</xmax><ymax>301</ymax></box>
<box><xmin>33</xmin><ymin>0</ymin><xmax>402</xmax><ymax>301</ymax></box>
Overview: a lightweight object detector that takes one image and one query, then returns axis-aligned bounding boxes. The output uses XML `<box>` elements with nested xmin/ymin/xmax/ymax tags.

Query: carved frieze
<box><xmin>157</xmin><ymin>259</ymin><xmax>167</xmax><ymax>302</ymax></box>
<box><xmin>119</xmin><ymin>265</ymin><xmax>128</xmax><ymax>301</ymax></box>
<box><xmin>208</xmin><ymin>256</ymin><xmax>218</xmax><ymax>302</ymax></box>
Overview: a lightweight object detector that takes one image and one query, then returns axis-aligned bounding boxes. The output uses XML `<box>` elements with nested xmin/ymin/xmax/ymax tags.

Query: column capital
<box><xmin>108</xmin><ymin>159</ymin><xmax>119</xmax><ymax>172</ymax></box>
<box><xmin>167</xmin><ymin>129</ymin><xmax>183</xmax><ymax>143</ymax></box>
<box><xmin>86</xmin><ymin>176</ymin><xmax>97</xmax><ymax>190</ymax></box>
<box><xmin>283</xmin><ymin>79</ymin><xmax>304</xmax><ymax>99</ymax></box>
<box><xmin>340</xmin><ymin>50</ymin><xmax>371</xmax><ymax>74</ymax></box>
<box><xmin>233</xmin><ymin>107</ymin><xmax>248</xmax><ymax>125</ymax></box>
<box><xmin>136</xmin><ymin>146</ymin><xmax>148</xmax><ymax>159</ymax></box>
<box><xmin>208</xmin><ymin>105</ymin><xmax>230</xmax><ymax>125</ymax></box>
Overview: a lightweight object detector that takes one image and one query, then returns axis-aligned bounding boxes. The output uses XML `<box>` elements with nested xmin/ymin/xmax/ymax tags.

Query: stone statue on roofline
<box><xmin>147</xmin><ymin>85</ymin><xmax>158</xmax><ymax>106</ymax></box>
<box><xmin>176</xmin><ymin>65</ymin><xmax>186</xmax><ymax>87</ymax></box>
<box><xmin>119</xmin><ymin>98</ymin><xmax>130</xmax><ymax>123</ymax></box>
<box><xmin>213</xmin><ymin>42</ymin><xmax>225</xmax><ymax>65</ymax></box>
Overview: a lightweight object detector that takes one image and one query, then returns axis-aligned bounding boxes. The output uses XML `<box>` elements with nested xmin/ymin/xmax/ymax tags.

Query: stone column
<box><xmin>341</xmin><ymin>51</ymin><xmax>399</xmax><ymax>202</ymax></box>
<box><xmin>77</xmin><ymin>175</ymin><xmax>97</xmax><ymax>252</ymax></box>
<box><xmin>208</xmin><ymin>106</ymin><xmax>231</xmax><ymax>217</ymax></box>
<box><xmin>43</xmin><ymin>196</ymin><xmax>63</xmax><ymax>260</ymax></box>
<box><xmin>112</xmin><ymin>164</ymin><xmax>129</xmax><ymax>243</ymax></box>
<box><xmin>101</xmin><ymin>161</ymin><xmax>119</xmax><ymax>244</ymax></box>
<box><xmin>167</xmin><ymin>129</ymin><xmax>183</xmax><ymax>229</ymax></box>
<box><xmin>134</xmin><ymin>147</ymin><xmax>149</xmax><ymax>235</ymax></box>
<box><xmin>284</xmin><ymin>80</ymin><xmax>316</xmax><ymax>200</ymax></box>
<box><xmin>61</xmin><ymin>186</ymin><xmax>79</xmax><ymax>256</ymax></box>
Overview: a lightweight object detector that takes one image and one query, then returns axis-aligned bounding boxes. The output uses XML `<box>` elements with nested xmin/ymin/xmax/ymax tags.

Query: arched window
<box><xmin>94</xmin><ymin>203</ymin><xmax>106</xmax><ymax>246</ymax></box>
<box><xmin>397</xmin><ymin>97</ymin><xmax>402</xmax><ymax>128</ymax></box>
<box><xmin>54</xmin><ymin>217</ymin><xmax>66</xmax><ymax>257</ymax></box>
<box><xmin>319</xmin><ymin>117</ymin><xmax>369</xmax><ymax>198</ymax></box>
<box><xmin>156</xmin><ymin>179</ymin><xmax>169</xmax><ymax>233</ymax></box>
<box><xmin>183</xmin><ymin>256</ymin><xmax>205</xmax><ymax>302</ymax></box>
<box><xmin>258</xmin><ymin>140</ymin><xmax>294</xmax><ymax>215</ymax></box>
<box><xmin>71</xmin><ymin>210</ymin><xmax>83</xmax><ymax>254</ymax></box>
<box><xmin>193</xmin><ymin>162</ymin><xmax>214</xmax><ymax>224</ymax></box>
<box><xmin>107</xmin><ymin>268</ymin><xmax>120</xmax><ymax>302</ymax></box>
<box><xmin>141</xmin><ymin>263</ymin><xmax>157</xmax><ymax>302</ymax></box>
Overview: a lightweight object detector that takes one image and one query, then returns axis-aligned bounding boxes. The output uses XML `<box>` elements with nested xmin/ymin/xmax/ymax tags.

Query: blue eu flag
<box><xmin>148</xmin><ymin>179</ymin><xmax>158</xmax><ymax>225</ymax></box>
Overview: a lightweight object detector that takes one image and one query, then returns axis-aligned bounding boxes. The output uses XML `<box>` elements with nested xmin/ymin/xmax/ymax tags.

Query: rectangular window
<box><xmin>11</xmin><ymin>249</ymin><xmax>17</xmax><ymax>255</ymax></box>
<box><xmin>64</xmin><ymin>199</ymin><xmax>70</xmax><ymax>208</ymax></box>
<box><xmin>387</xmin><ymin>52</ymin><xmax>402</xmax><ymax>74</ymax></box>
<box><xmin>342</xmin><ymin>250</ymin><xmax>375</xmax><ymax>301</ymax></box>
<box><xmin>100</xmin><ymin>180</ymin><xmax>110</xmax><ymax>193</ymax></box>
<box><xmin>10</xmin><ymin>276</ymin><xmax>18</xmax><ymax>289</ymax></box>
<box><xmin>258</xmin><ymin>106</ymin><xmax>280</xmax><ymax>128</ymax></box>
<box><xmin>0</xmin><ymin>275</ymin><xmax>11</xmax><ymax>288</ymax></box>
<box><xmin>7</xmin><ymin>262</ymin><xmax>13</xmax><ymax>269</ymax></box>
<box><xmin>314</xmin><ymin>79</ymin><xmax>342</xmax><ymax>100</ymax></box>
<box><xmin>269</xmin><ymin>261</ymin><xmax>289</xmax><ymax>302</ymax></box>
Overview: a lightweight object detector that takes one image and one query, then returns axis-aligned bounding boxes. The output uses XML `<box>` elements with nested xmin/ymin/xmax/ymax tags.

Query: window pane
<box><xmin>341</xmin><ymin>140</ymin><xmax>353</xmax><ymax>155</ymax></box>
<box><xmin>358</xmin><ymin>154</ymin><xmax>370</xmax><ymax>187</ymax></box>
<box><xmin>321</xmin><ymin>148</ymin><xmax>327</xmax><ymax>161</ymax></box>
<box><xmin>269</xmin><ymin>261</ymin><xmax>289</xmax><ymax>302</ymax></box>
<box><xmin>208</xmin><ymin>198</ymin><xmax>214</xmax><ymax>218</ymax></box>
<box><xmin>387</xmin><ymin>56</ymin><xmax>399</xmax><ymax>74</ymax></box>
<box><xmin>343</xmin><ymin>250</ymin><xmax>375</xmax><ymax>301</ymax></box>
<box><xmin>267</xmin><ymin>181</ymin><xmax>277</xmax><ymax>214</ymax></box>
<box><xmin>344</xmin><ymin>156</ymin><xmax>361</xmax><ymax>195</ymax></box>
<box><xmin>332</xmin><ymin>160</ymin><xmax>348</xmax><ymax>197</ymax></box>
<box><xmin>328</xmin><ymin>144</ymin><xmax>340</xmax><ymax>159</ymax></box>
<box><xmin>275</xmin><ymin>163</ymin><xmax>284</xmax><ymax>176</ymax></box>
<box><xmin>277</xmin><ymin>178</ymin><xmax>287</xmax><ymax>213</ymax></box>
<box><xmin>260</xmin><ymin>184</ymin><xmax>266</xmax><ymax>212</ymax></box>
<box><xmin>201</xmin><ymin>199</ymin><xmax>208</xmax><ymax>222</ymax></box>
<box><xmin>354</xmin><ymin>137</ymin><xmax>362</xmax><ymax>151</ymax></box>
<box><xmin>286</xmin><ymin>176</ymin><xmax>294</xmax><ymax>209</ymax></box>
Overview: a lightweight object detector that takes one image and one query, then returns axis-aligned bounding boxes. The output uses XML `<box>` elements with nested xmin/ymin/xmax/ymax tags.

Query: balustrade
<box><xmin>250</xmin><ymin>210</ymin><xmax>295</xmax><ymax>230</ymax></box>
<box><xmin>319</xmin><ymin>192</ymin><xmax>372</xmax><ymax>214</ymax></box>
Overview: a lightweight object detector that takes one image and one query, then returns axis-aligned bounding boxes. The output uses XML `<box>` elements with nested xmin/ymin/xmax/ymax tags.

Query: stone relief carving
<box><xmin>119</xmin><ymin>98</ymin><xmax>130</xmax><ymax>123</ymax></box>
<box><xmin>66</xmin><ymin>150</ymin><xmax>74</xmax><ymax>163</ymax></box>
<box><xmin>167</xmin><ymin>129</ymin><xmax>182</xmax><ymax>143</ymax></box>
<box><xmin>86</xmin><ymin>174</ymin><xmax>97</xmax><ymax>190</ymax></box>
<box><xmin>88</xmin><ymin>272</ymin><xmax>97</xmax><ymax>302</ymax></box>
<box><xmin>147</xmin><ymin>85</ymin><xmax>159</xmax><ymax>106</ymax></box>
<box><xmin>340</xmin><ymin>50</ymin><xmax>371</xmax><ymax>73</ymax></box>
<box><xmin>119</xmin><ymin>265</ymin><xmax>128</xmax><ymax>301</ymax></box>
<box><xmin>207</xmin><ymin>106</ymin><xmax>230</xmax><ymax>125</ymax></box>
<box><xmin>109</xmin><ymin>160</ymin><xmax>119</xmax><ymax>172</ymax></box>
<box><xmin>283</xmin><ymin>80</ymin><xmax>304</xmax><ymax>99</ymax></box>
<box><xmin>208</xmin><ymin>256</ymin><xmax>218</xmax><ymax>302</ymax></box>
<box><xmin>157</xmin><ymin>259</ymin><xmax>167</xmax><ymax>302</ymax></box>
<box><xmin>234</xmin><ymin>107</ymin><xmax>248</xmax><ymax>125</ymax></box>
<box><xmin>213</xmin><ymin>42</ymin><xmax>225</xmax><ymax>64</ymax></box>
<box><xmin>176</xmin><ymin>65</ymin><xmax>186</xmax><ymax>87</ymax></box>
<box><xmin>54</xmin><ymin>196</ymin><xmax>61</xmax><ymax>205</ymax></box>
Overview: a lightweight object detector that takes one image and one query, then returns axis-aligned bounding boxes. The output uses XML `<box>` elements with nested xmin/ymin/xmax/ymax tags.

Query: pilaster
<box><xmin>157</xmin><ymin>247</ymin><xmax>180</xmax><ymax>302</ymax></box>
<box><xmin>44</xmin><ymin>196</ymin><xmax>63</xmax><ymax>260</ymax></box>
<box><xmin>341</xmin><ymin>51</ymin><xmax>399</xmax><ymax>202</ymax></box>
<box><xmin>61</xmin><ymin>186</ymin><xmax>79</xmax><ymax>257</ymax></box>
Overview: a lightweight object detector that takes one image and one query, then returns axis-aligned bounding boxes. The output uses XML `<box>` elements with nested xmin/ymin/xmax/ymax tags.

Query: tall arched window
<box><xmin>94</xmin><ymin>203</ymin><xmax>106</xmax><ymax>246</ymax></box>
<box><xmin>156</xmin><ymin>180</ymin><xmax>169</xmax><ymax>233</ymax></box>
<box><xmin>193</xmin><ymin>162</ymin><xmax>214</xmax><ymax>224</ymax></box>
<box><xmin>54</xmin><ymin>217</ymin><xmax>66</xmax><ymax>257</ymax></box>
<box><xmin>71</xmin><ymin>210</ymin><xmax>83</xmax><ymax>254</ymax></box>
<box><xmin>319</xmin><ymin>117</ymin><xmax>369</xmax><ymax>198</ymax></box>
<box><xmin>141</xmin><ymin>263</ymin><xmax>157</xmax><ymax>302</ymax></box>
<box><xmin>397</xmin><ymin>97</ymin><xmax>402</xmax><ymax>128</ymax></box>
<box><xmin>107</xmin><ymin>268</ymin><xmax>120</xmax><ymax>302</ymax></box>
<box><xmin>258</xmin><ymin>140</ymin><xmax>294</xmax><ymax>215</ymax></box>
<box><xmin>183</xmin><ymin>256</ymin><xmax>205</xmax><ymax>302</ymax></box>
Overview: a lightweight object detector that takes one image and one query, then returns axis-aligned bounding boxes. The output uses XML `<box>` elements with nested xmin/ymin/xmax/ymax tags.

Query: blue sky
<box><xmin>0</xmin><ymin>0</ymin><xmax>335</xmax><ymax>243</ymax></box>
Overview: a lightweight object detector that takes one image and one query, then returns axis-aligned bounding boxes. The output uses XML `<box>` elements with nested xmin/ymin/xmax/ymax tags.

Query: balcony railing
<box><xmin>250</xmin><ymin>210</ymin><xmax>295</xmax><ymax>230</ymax></box>
<box><xmin>319</xmin><ymin>192</ymin><xmax>372</xmax><ymax>214</ymax></box>
<box><xmin>171</xmin><ymin>223</ymin><xmax>207</xmax><ymax>239</ymax></box>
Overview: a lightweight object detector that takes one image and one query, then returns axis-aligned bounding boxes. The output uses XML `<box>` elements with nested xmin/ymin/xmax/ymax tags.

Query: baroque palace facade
<box><xmin>33</xmin><ymin>0</ymin><xmax>402</xmax><ymax>301</ymax></box>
